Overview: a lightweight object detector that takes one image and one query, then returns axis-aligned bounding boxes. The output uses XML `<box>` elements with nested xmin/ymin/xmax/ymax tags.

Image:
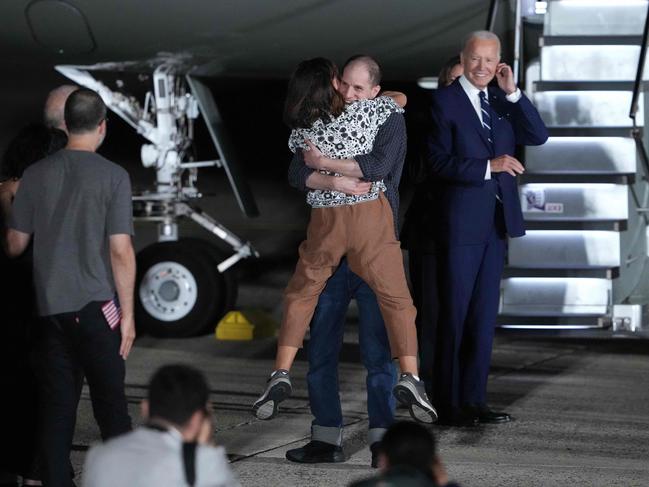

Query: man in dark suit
<box><xmin>423</xmin><ymin>31</ymin><xmax>548</xmax><ymax>426</ymax></box>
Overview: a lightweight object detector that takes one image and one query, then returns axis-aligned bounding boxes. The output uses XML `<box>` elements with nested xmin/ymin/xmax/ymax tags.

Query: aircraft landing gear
<box><xmin>55</xmin><ymin>63</ymin><xmax>259</xmax><ymax>338</ymax></box>
<box><xmin>135</xmin><ymin>239</ymin><xmax>237</xmax><ymax>337</ymax></box>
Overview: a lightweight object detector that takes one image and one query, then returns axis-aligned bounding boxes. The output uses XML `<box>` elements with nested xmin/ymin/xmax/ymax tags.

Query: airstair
<box><xmin>498</xmin><ymin>0</ymin><xmax>649</xmax><ymax>333</ymax></box>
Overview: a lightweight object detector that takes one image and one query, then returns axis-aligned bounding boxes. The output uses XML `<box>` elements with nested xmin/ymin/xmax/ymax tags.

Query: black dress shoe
<box><xmin>475</xmin><ymin>407</ymin><xmax>511</xmax><ymax>424</ymax></box>
<box><xmin>436</xmin><ymin>410</ymin><xmax>479</xmax><ymax>427</ymax></box>
<box><xmin>286</xmin><ymin>440</ymin><xmax>345</xmax><ymax>463</ymax></box>
<box><xmin>370</xmin><ymin>442</ymin><xmax>381</xmax><ymax>468</ymax></box>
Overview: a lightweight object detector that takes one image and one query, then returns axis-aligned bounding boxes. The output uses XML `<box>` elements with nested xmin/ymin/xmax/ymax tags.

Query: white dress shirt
<box><xmin>458</xmin><ymin>75</ymin><xmax>522</xmax><ymax>180</ymax></box>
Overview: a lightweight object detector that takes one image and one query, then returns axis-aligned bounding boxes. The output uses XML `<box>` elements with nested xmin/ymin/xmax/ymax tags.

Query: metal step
<box><xmin>520</xmin><ymin>183</ymin><xmax>629</xmax><ymax>221</ymax></box>
<box><xmin>541</xmin><ymin>35</ymin><xmax>643</xmax><ymax>46</ymax></box>
<box><xmin>547</xmin><ymin>127</ymin><xmax>636</xmax><ymax>137</ymax></box>
<box><xmin>503</xmin><ymin>268</ymin><xmax>618</xmax><ymax>279</ymax></box>
<box><xmin>500</xmin><ymin>277</ymin><xmax>611</xmax><ymax>317</ymax></box>
<box><xmin>534</xmin><ymin>91</ymin><xmax>642</xmax><ymax>127</ymax></box>
<box><xmin>525</xmin><ymin>137</ymin><xmax>636</xmax><ymax>175</ymax></box>
<box><xmin>523</xmin><ymin>221</ymin><xmax>627</xmax><ymax>232</ymax></box>
<box><xmin>508</xmin><ymin>230</ymin><xmax>621</xmax><ymax>269</ymax></box>
<box><xmin>497</xmin><ymin>316</ymin><xmax>607</xmax><ymax>329</ymax></box>
<box><xmin>535</xmin><ymin>81</ymin><xmax>642</xmax><ymax>91</ymax></box>
<box><xmin>545</xmin><ymin>0</ymin><xmax>648</xmax><ymax>37</ymax></box>
<box><xmin>540</xmin><ymin>45</ymin><xmax>646</xmax><ymax>81</ymax></box>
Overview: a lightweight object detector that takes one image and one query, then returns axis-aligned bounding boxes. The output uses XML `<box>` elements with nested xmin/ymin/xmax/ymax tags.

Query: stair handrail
<box><xmin>486</xmin><ymin>0</ymin><xmax>499</xmax><ymax>31</ymax></box>
<box><xmin>630</xmin><ymin>3</ymin><xmax>649</xmax><ymax>127</ymax></box>
<box><xmin>486</xmin><ymin>0</ymin><xmax>523</xmax><ymax>85</ymax></box>
<box><xmin>631</xmin><ymin>3</ymin><xmax>649</xmax><ymax>189</ymax></box>
<box><xmin>629</xmin><ymin>5</ymin><xmax>649</xmax><ymax>129</ymax></box>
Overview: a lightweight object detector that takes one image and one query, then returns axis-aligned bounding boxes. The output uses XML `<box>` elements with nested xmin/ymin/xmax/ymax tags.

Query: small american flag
<box><xmin>101</xmin><ymin>296</ymin><xmax>122</xmax><ymax>330</ymax></box>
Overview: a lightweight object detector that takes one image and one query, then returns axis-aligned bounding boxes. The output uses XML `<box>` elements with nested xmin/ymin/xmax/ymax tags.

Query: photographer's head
<box><xmin>377</xmin><ymin>421</ymin><xmax>448</xmax><ymax>486</ymax></box>
<box><xmin>142</xmin><ymin>364</ymin><xmax>212</xmax><ymax>442</ymax></box>
<box><xmin>64</xmin><ymin>88</ymin><xmax>108</xmax><ymax>151</ymax></box>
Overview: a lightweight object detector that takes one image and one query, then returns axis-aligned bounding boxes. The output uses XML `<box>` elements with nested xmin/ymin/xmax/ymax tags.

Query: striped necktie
<box><xmin>479</xmin><ymin>91</ymin><xmax>502</xmax><ymax>203</ymax></box>
<box><xmin>479</xmin><ymin>91</ymin><xmax>493</xmax><ymax>149</ymax></box>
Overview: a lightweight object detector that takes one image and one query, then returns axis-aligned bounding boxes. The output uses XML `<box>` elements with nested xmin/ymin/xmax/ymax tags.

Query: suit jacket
<box><xmin>414</xmin><ymin>79</ymin><xmax>548</xmax><ymax>248</ymax></box>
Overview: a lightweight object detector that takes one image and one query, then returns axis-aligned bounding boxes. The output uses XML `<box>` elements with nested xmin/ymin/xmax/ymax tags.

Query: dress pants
<box><xmin>434</xmin><ymin>224</ymin><xmax>506</xmax><ymax>414</ymax></box>
<box><xmin>37</xmin><ymin>301</ymin><xmax>131</xmax><ymax>487</ymax></box>
<box><xmin>307</xmin><ymin>258</ymin><xmax>396</xmax><ymax>447</ymax></box>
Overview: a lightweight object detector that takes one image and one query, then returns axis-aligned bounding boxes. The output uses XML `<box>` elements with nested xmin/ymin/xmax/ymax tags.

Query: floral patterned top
<box><xmin>288</xmin><ymin>96</ymin><xmax>403</xmax><ymax>208</ymax></box>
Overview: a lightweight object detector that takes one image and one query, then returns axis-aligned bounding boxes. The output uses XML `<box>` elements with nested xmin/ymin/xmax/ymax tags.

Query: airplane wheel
<box><xmin>135</xmin><ymin>239</ymin><xmax>236</xmax><ymax>337</ymax></box>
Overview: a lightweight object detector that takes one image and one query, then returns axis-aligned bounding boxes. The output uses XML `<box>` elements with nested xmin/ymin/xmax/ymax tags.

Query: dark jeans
<box><xmin>307</xmin><ymin>258</ymin><xmax>396</xmax><ymax>444</ymax></box>
<box><xmin>408</xmin><ymin>251</ymin><xmax>440</xmax><ymax>399</ymax></box>
<box><xmin>37</xmin><ymin>301</ymin><xmax>131</xmax><ymax>487</ymax></box>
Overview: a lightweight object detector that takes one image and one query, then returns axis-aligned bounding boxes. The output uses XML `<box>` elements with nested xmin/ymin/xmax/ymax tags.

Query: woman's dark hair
<box><xmin>2</xmin><ymin>124</ymin><xmax>67</xmax><ymax>179</ymax></box>
<box><xmin>438</xmin><ymin>55</ymin><xmax>462</xmax><ymax>88</ymax></box>
<box><xmin>283</xmin><ymin>57</ymin><xmax>345</xmax><ymax>129</ymax></box>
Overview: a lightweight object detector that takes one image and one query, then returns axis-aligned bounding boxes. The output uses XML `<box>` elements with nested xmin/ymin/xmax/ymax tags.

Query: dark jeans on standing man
<box><xmin>37</xmin><ymin>300</ymin><xmax>132</xmax><ymax>487</ymax></box>
<box><xmin>307</xmin><ymin>258</ymin><xmax>397</xmax><ymax>447</ymax></box>
<box><xmin>408</xmin><ymin>251</ymin><xmax>440</xmax><ymax>399</ymax></box>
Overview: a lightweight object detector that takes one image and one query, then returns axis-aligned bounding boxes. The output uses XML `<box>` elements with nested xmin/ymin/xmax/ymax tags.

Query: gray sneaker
<box><xmin>393</xmin><ymin>373</ymin><xmax>438</xmax><ymax>424</ymax></box>
<box><xmin>252</xmin><ymin>369</ymin><xmax>292</xmax><ymax>420</ymax></box>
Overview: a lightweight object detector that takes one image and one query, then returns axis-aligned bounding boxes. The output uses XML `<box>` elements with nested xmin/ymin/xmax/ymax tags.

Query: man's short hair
<box><xmin>64</xmin><ymin>88</ymin><xmax>107</xmax><ymax>135</ymax></box>
<box><xmin>148</xmin><ymin>364</ymin><xmax>209</xmax><ymax>426</ymax></box>
<box><xmin>380</xmin><ymin>421</ymin><xmax>436</xmax><ymax>476</ymax></box>
<box><xmin>343</xmin><ymin>54</ymin><xmax>382</xmax><ymax>86</ymax></box>
<box><xmin>44</xmin><ymin>85</ymin><xmax>78</xmax><ymax>130</ymax></box>
<box><xmin>462</xmin><ymin>30</ymin><xmax>501</xmax><ymax>57</ymax></box>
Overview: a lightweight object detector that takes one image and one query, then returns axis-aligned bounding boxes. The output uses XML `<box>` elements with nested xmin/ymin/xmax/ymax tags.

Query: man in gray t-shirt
<box><xmin>10</xmin><ymin>148</ymin><xmax>133</xmax><ymax>316</ymax></box>
<box><xmin>4</xmin><ymin>88</ymin><xmax>136</xmax><ymax>487</ymax></box>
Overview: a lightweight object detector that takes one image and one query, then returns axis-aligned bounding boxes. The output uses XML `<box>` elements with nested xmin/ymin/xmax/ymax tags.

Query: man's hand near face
<box><xmin>496</xmin><ymin>63</ymin><xmax>517</xmax><ymax>95</ymax></box>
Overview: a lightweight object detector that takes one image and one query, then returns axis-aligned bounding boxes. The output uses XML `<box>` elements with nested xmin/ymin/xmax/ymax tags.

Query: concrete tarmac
<box><xmin>69</xmin><ymin>327</ymin><xmax>649</xmax><ymax>486</ymax></box>
<box><xmin>64</xmin><ymin>174</ymin><xmax>649</xmax><ymax>486</ymax></box>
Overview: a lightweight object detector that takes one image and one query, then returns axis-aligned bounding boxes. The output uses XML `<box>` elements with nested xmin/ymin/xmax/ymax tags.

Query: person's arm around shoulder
<box><xmin>381</xmin><ymin>90</ymin><xmax>407</xmax><ymax>108</ymax></box>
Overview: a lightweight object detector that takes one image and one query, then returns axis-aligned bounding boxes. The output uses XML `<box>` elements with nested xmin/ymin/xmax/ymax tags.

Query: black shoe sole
<box><xmin>285</xmin><ymin>450</ymin><xmax>346</xmax><ymax>464</ymax></box>
<box><xmin>252</xmin><ymin>381</ymin><xmax>292</xmax><ymax>420</ymax></box>
<box><xmin>436</xmin><ymin>418</ymin><xmax>480</xmax><ymax>427</ymax></box>
<box><xmin>393</xmin><ymin>384</ymin><xmax>437</xmax><ymax>424</ymax></box>
<box><xmin>478</xmin><ymin>416</ymin><xmax>512</xmax><ymax>424</ymax></box>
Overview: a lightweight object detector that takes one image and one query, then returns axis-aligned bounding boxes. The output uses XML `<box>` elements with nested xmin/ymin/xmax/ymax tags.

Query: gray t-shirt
<box><xmin>10</xmin><ymin>149</ymin><xmax>133</xmax><ymax>316</ymax></box>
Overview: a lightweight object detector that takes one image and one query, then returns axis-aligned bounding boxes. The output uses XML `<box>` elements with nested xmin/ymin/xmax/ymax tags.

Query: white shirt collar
<box><xmin>458</xmin><ymin>74</ymin><xmax>488</xmax><ymax>100</ymax></box>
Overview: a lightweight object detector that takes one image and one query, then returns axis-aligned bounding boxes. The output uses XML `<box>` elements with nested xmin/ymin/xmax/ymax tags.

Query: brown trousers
<box><xmin>278</xmin><ymin>194</ymin><xmax>418</xmax><ymax>357</ymax></box>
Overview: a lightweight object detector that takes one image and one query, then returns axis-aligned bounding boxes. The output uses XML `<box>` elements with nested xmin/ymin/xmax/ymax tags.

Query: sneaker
<box><xmin>286</xmin><ymin>440</ymin><xmax>345</xmax><ymax>463</ymax></box>
<box><xmin>392</xmin><ymin>373</ymin><xmax>438</xmax><ymax>424</ymax></box>
<box><xmin>252</xmin><ymin>369</ymin><xmax>292</xmax><ymax>420</ymax></box>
